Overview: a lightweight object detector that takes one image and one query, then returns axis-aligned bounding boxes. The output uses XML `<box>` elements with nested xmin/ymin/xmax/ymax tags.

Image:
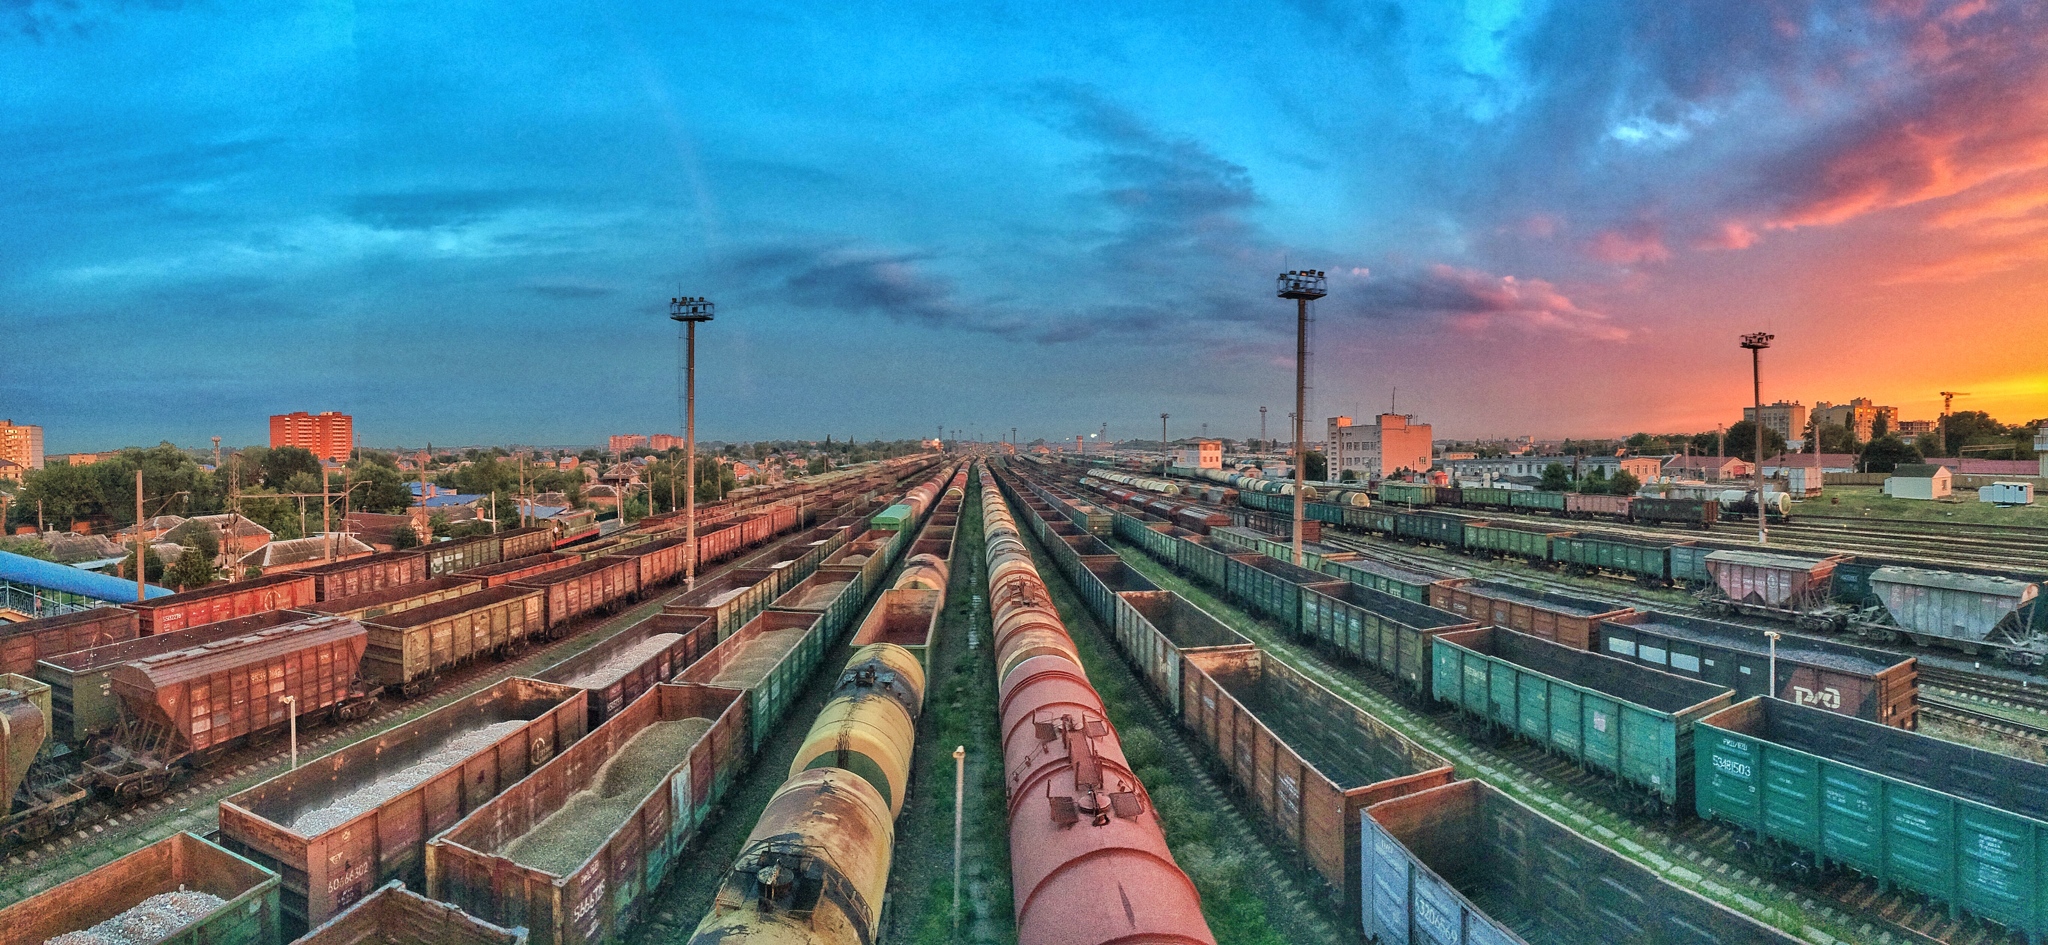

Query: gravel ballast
<box><xmin>44</xmin><ymin>889</ymin><xmax>227</xmax><ymax>945</ymax></box>
<box><xmin>708</xmin><ymin>630</ymin><xmax>805</xmax><ymax>689</ymax></box>
<box><xmin>565</xmin><ymin>634</ymin><xmax>682</xmax><ymax>689</ymax></box>
<box><xmin>499</xmin><ymin>717</ymin><xmax>713</xmax><ymax>875</ymax></box>
<box><xmin>290</xmin><ymin>719</ymin><xmax>530</xmax><ymax>835</ymax></box>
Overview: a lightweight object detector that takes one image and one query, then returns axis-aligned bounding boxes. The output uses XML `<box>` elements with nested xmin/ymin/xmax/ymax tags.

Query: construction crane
<box><xmin>1941</xmin><ymin>391</ymin><xmax>1971</xmax><ymax>416</ymax></box>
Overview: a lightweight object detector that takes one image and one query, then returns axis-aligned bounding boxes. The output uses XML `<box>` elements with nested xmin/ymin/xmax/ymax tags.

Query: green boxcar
<box><xmin>1460</xmin><ymin>486</ymin><xmax>1517</xmax><ymax>508</ymax></box>
<box><xmin>1305</xmin><ymin>501</ymin><xmax>1346</xmax><ymax>525</ymax></box>
<box><xmin>1238</xmin><ymin>490</ymin><xmax>1292</xmax><ymax>513</ymax></box>
<box><xmin>1668</xmin><ymin>543</ymin><xmax>1722</xmax><ymax>587</ymax></box>
<box><xmin>1378</xmin><ymin>481</ymin><xmax>1437</xmax><ymax>506</ymax></box>
<box><xmin>767</xmin><ymin>567</ymin><xmax>865</xmax><ymax>643</ymax></box>
<box><xmin>1551</xmin><ymin>533</ymin><xmax>1691</xmax><ymax>583</ymax></box>
<box><xmin>1340</xmin><ymin>504</ymin><xmax>1399</xmax><ymax>535</ymax></box>
<box><xmin>1075</xmin><ymin>557</ymin><xmax>1158</xmax><ymax>628</ymax></box>
<box><xmin>1433</xmin><ymin>627</ymin><xmax>1733</xmax><ymax>810</ymax></box>
<box><xmin>1461</xmin><ymin>521</ymin><xmax>1569</xmax><ymax>560</ymax></box>
<box><xmin>1697</xmin><ymin>697</ymin><xmax>2048</xmax><ymax>941</ymax></box>
<box><xmin>1299</xmin><ymin>582</ymin><xmax>1475</xmax><ymax>700</ymax></box>
<box><xmin>677</xmin><ymin>609</ymin><xmax>827</xmax><ymax>753</ymax></box>
<box><xmin>1176</xmin><ymin>536</ymin><xmax>1255</xmax><ymax>591</ymax></box>
<box><xmin>1222</xmin><ymin>554</ymin><xmax>1347</xmax><ymax>632</ymax></box>
<box><xmin>869</xmin><ymin>503</ymin><xmax>915</xmax><ymax>532</ymax></box>
<box><xmin>1208</xmin><ymin>525</ymin><xmax>1265</xmax><ymax>556</ymax></box>
<box><xmin>1511</xmin><ymin>490</ymin><xmax>1569</xmax><ymax>514</ymax></box>
<box><xmin>1392</xmin><ymin>510</ymin><xmax>1470</xmax><ymax>547</ymax></box>
<box><xmin>1319</xmin><ymin>556</ymin><xmax>1440</xmax><ymax>604</ymax></box>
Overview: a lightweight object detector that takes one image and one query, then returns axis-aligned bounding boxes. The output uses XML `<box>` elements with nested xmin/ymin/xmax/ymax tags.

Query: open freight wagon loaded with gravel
<box><xmin>0</xmin><ymin>831</ymin><xmax>280</xmax><ymax>945</ymax></box>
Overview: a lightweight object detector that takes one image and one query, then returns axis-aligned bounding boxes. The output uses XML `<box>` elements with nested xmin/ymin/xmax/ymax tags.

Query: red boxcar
<box><xmin>510</xmin><ymin>557</ymin><xmax>640</xmax><ymax>631</ymax></box>
<box><xmin>123</xmin><ymin>572</ymin><xmax>318</xmax><ymax>635</ymax></box>
<box><xmin>0</xmin><ymin>607</ymin><xmax>138</xmax><ymax>677</ymax></box>
<box><xmin>296</xmin><ymin>550</ymin><xmax>429</xmax><ymax>602</ymax></box>
<box><xmin>606</xmin><ymin>535</ymin><xmax>693</xmax><ymax>590</ymax></box>
<box><xmin>496</xmin><ymin>526</ymin><xmax>555</xmax><ymax>561</ymax></box>
<box><xmin>462</xmin><ymin>552</ymin><xmax>583</xmax><ymax>589</ymax></box>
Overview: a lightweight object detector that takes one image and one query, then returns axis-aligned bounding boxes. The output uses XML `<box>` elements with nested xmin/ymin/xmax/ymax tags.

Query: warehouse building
<box><xmin>1327</xmin><ymin>414</ymin><xmax>1433</xmax><ymax>480</ymax></box>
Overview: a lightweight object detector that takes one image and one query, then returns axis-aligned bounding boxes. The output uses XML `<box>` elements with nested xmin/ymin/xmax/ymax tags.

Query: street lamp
<box><xmin>1741</xmin><ymin>332</ymin><xmax>1774</xmax><ymax>546</ymax></box>
<box><xmin>671</xmin><ymin>295</ymin><xmax>714</xmax><ymax>587</ymax></box>
<box><xmin>1278</xmin><ymin>270</ymin><xmax>1328</xmax><ymax>568</ymax></box>
<box><xmin>281</xmin><ymin>695</ymin><xmax>298</xmax><ymax>769</ymax></box>
<box><xmin>1764</xmin><ymin>630</ymin><xmax>1781</xmax><ymax>698</ymax></box>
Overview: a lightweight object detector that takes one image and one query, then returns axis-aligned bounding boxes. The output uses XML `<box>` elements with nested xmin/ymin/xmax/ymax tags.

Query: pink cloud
<box><xmin>1587</xmin><ymin>226</ymin><xmax>1672</xmax><ymax>264</ymax></box>
<box><xmin>1360</xmin><ymin>264</ymin><xmax>1631</xmax><ymax>341</ymax></box>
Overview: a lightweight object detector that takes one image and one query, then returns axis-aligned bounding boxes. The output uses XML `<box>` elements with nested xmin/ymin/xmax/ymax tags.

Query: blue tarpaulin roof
<box><xmin>0</xmin><ymin>549</ymin><xmax>173</xmax><ymax>601</ymax></box>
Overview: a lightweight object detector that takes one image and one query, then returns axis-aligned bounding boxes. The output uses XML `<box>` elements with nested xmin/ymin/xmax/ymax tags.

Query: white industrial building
<box><xmin>1882</xmin><ymin>464</ymin><xmax>1952</xmax><ymax>500</ymax></box>
<box><xmin>1327</xmin><ymin>414</ymin><xmax>1433</xmax><ymax>480</ymax></box>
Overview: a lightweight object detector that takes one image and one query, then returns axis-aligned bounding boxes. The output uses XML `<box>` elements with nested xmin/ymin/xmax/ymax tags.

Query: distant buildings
<box><xmin>1814</xmin><ymin>398</ymin><xmax>1898</xmax><ymax>441</ymax></box>
<box><xmin>649</xmin><ymin>434</ymin><xmax>683</xmax><ymax>451</ymax></box>
<box><xmin>0</xmin><ymin>420</ymin><xmax>44</xmax><ymax>476</ymax></box>
<box><xmin>1176</xmin><ymin>440</ymin><xmax>1223</xmax><ymax>469</ymax></box>
<box><xmin>1760</xmin><ymin>453</ymin><xmax>1859</xmax><ymax>475</ymax></box>
<box><xmin>608</xmin><ymin>434</ymin><xmax>649</xmax><ymax>453</ymax></box>
<box><xmin>1742</xmin><ymin>401</ymin><xmax>1808</xmax><ymax>446</ymax></box>
<box><xmin>1664</xmin><ymin>455</ymin><xmax>1750</xmax><ymax>481</ymax></box>
<box><xmin>270</xmin><ymin>411</ymin><xmax>353</xmax><ymax>463</ymax></box>
<box><xmin>1326</xmin><ymin>414</ymin><xmax>1433</xmax><ymax>480</ymax></box>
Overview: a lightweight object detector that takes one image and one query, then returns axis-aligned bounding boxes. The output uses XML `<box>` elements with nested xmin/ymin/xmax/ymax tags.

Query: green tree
<box><xmin>390</xmin><ymin>523</ymin><xmax>421</xmax><ymax>550</ymax></box>
<box><xmin>1539</xmin><ymin>463</ymin><xmax>1572</xmax><ymax>491</ymax></box>
<box><xmin>262</xmin><ymin>446</ymin><xmax>323</xmax><ymax>488</ymax></box>
<box><xmin>1303</xmin><ymin>450</ymin><xmax>1327</xmax><ymax>482</ymax></box>
<box><xmin>696</xmin><ymin>457</ymin><xmax>738</xmax><ymax>503</ymax></box>
<box><xmin>1688</xmin><ymin>431</ymin><xmax>1722</xmax><ymax>456</ymax></box>
<box><xmin>164</xmin><ymin>545</ymin><xmax>217</xmax><ymax>591</ymax></box>
<box><xmin>807</xmin><ymin>454</ymin><xmax>830</xmax><ymax>476</ymax></box>
<box><xmin>118</xmin><ymin>546</ymin><xmax>166</xmax><ymax>583</ymax></box>
<box><xmin>1859</xmin><ymin>435</ymin><xmax>1922</xmax><ymax>473</ymax></box>
<box><xmin>1939</xmin><ymin>410</ymin><xmax>2004</xmax><ymax>457</ymax></box>
<box><xmin>1609</xmin><ymin>470</ymin><xmax>1641</xmax><ymax>496</ymax></box>
<box><xmin>0</xmin><ymin>536</ymin><xmax>53</xmax><ymax>560</ymax></box>
<box><xmin>1809</xmin><ymin>422</ymin><xmax>1858</xmax><ymax>454</ymax></box>
<box><xmin>1578</xmin><ymin>466</ymin><xmax>1607</xmax><ymax>493</ymax></box>
<box><xmin>347</xmin><ymin>458</ymin><xmax>416</xmax><ymax>514</ymax></box>
<box><xmin>1723</xmin><ymin>420</ymin><xmax>1787</xmax><ymax>463</ymax></box>
<box><xmin>14</xmin><ymin>462</ymin><xmax>105</xmax><ymax>526</ymax></box>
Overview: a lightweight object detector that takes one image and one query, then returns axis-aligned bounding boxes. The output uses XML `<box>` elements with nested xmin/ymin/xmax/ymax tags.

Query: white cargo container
<box><xmin>1980</xmin><ymin>481</ymin><xmax>2036</xmax><ymax>505</ymax></box>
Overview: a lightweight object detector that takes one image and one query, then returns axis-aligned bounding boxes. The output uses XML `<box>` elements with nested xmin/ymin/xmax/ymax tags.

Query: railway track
<box><xmin>1918</xmin><ymin>697</ymin><xmax>2048</xmax><ymax>744</ymax></box>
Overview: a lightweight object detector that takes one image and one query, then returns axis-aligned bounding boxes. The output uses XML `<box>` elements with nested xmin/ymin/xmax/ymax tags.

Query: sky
<box><xmin>4</xmin><ymin>0</ymin><xmax>2045</xmax><ymax>452</ymax></box>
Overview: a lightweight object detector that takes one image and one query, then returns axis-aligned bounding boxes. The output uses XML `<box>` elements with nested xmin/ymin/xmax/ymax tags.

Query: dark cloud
<box><xmin>1346</xmin><ymin>264</ymin><xmax>1629</xmax><ymax>341</ymax></box>
<box><xmin>347</xmin><ymin>189</ymin><xmax>538</xmax><ymax>231</ymax></box>
<box><xmin>3</xmin><ymin>0</ymin><xmax>186</xmax><ymax>40</ymax></box>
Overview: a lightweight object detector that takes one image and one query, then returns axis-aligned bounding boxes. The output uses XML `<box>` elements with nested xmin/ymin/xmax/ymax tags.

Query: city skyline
<box><xmin>6</xmin><ymin>2</ymin><xmax>2045</xmax><ymax>449</ymax></box>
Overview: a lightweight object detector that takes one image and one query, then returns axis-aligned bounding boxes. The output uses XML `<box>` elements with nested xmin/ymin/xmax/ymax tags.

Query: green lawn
<box><xmin>1800</xmin><ymin>484</ymin><xmax>2048</xmax><ymax>526</ymax></box>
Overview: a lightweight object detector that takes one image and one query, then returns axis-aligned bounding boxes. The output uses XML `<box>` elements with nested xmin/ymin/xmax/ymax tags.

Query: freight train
<box><xmin>1003</xmin><ymin>459</ymin><xmax>2048</xmax><ymax>942</ymax></box>
<box><xmin>1065</xmin><ymin>461</ymin><xmax>2048</xmax><ymax>669</ymax></box>
<box><xmin>0</xmin><ymin>463</ymin><xmax>945</xmax><ymax>849</ymax></box>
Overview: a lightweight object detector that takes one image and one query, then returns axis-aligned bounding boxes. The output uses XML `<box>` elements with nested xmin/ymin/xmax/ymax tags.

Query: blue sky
<box><xmin>6</xmin><ymin>0</ymin><xmax>2045</xmax><ymax>451</ymax></box>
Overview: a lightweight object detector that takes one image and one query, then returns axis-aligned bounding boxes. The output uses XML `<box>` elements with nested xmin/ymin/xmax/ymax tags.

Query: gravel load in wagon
<box><xmin>43</xmin><ymin>889</ymin><xmax>228</xmax><ymax>945</ymax></box>
<box><xmin>498</xmin><ymin>717</ymin><xmax>713</xmax><ymax>876</ymax></box>
<box><xmin>781</xmin><ymin>580</ymin><xmax>849</xmax><ymax>611</ymax></box>
<box><xmin>290</xmin><ymin>720</ymin><xmax>529</xmax><ymax>835</ymax></box>
<box><xmin>563</xmin><ymin>633</ymin><xmax>681</xmax><ymax>690</ymax></box>
<box><xmin>708</xmin><ymin>632</ymin><xmax>807</xmax><ymax>689</ymax></box>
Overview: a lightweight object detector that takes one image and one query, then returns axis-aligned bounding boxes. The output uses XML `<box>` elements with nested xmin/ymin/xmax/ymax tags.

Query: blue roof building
<box><xmin>0</xmin><ymin>548</ymin><xmax>172</xmax><ymax>619</ymax></box>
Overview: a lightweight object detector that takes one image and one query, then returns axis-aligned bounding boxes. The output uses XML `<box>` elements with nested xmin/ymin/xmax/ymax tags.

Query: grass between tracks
<box><xmin>1106</xmin><ymin>538</ymin><xmax>1910</xmax><ymax>945</ymax></box>
<box><xmin>1803</xmin><ymin>486</ymin><xmax>2048</xmax><ymax>527</ymax></box>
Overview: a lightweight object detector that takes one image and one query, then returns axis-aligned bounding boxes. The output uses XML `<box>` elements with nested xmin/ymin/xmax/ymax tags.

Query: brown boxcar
<box><xmin>361</xmin><ymin>586</ymin><xmax>547</xmax><ymax>697</ymax></box>
<box><xmin>604</xmin><ymin>534</ymin><xmax>692</xmax><ymax>590</ymax></box>
<box><xmin>102</xmin><ymin>615</ymin><xmax>371</xmax><ymax>765</ymax></box>
<box><xmin>37</xmin><ymin>610</ymin><xmax>304</xmax><ymax>745</ymax></box>
<box><xmin>664</xmin><ymin>567</ymin><xmax>779</xmax><ymax>641</ymax></box>
<box><xmin>422</xmin><ymin>534</ymin><xmax>504</xmax><ymax>577</ymax></box>
<box><xmin>534</xmin><ymin>613</ymin><xmax>716</xmax><ymax>724</ymax></box>
<box><xmin>849</xmin><ymin>587</ymin><xmax>942</xmax><ymax>667</ymax></box>
<box><xmin>296</xmin><ymin>549</ymin><xmax>429</xmax><ymax>602</ymax></box>
<box><xmin>124</xmin><ymin>571</ymin><xmax>317</xmax><ymax>634</ymax></box>
<box><xmin>1428</xmin><ymin>579</ymin><xmax>1635</xmax><ymax>650</ymax></box>
<box><xmin>462</xmin><ymin>552</ymin><xmax>582</xmax><ymax>589</ymax></box>
<box><xmin>219</xmin><ymin>677</ymin><xmax>589</xmax><ymax>934</ymax></box>
<box><xmin>1596</xmin><ymin>610</ymin><xmax>1918</xmax><ymax>728</ymax></box>
<box><xmin>427</xmin><ymin>684</ymin><xmax>750</xmax><ymax>945</ymax></box>
<box><xmin>306</xmin><ymin>575</ymin><xmax>482</xmax><ymax>622</ymax></box>
<box><xmin>0</xmin><ymin>831</ymin><xmax>281</xmax><ymax>945</ymax></box>
<box><xmin>1108</xmin><ymin>590</ymin><xmax>1251</xmax><ymax>715</ymax></box>
<box><xmin>1179</xmin><ymin>646</ymin><xmax>1455</xmax><ymax>912</ymax></box>
<box><xmin>295</xmin><ymin>881</ymin><xmax>527</xmax><ymax>945</ymax></box>
<box><xmin>510</xmin><ymin>557</ymin><xmax>640</xmax><ymax>632</ymax></box>
<box><xmin>0</xmin><ymin>606</ymin><xmax>138</xmax><ymax>677</ymax></box>
<box><xmin>497</xmin><ymin>526</ymin><xmax>556</xmax><ymax>562</ymax></box>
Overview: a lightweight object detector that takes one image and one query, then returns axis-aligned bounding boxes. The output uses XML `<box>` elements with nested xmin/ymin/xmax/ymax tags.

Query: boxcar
<box><xmin>125</xmin><ymin>571</ymin><xmax>317</xmax><ymax>635</ymax></box>
<box><xmin>1459</xmin><ymin>520</ymin><xmax>1568</xmax><ymax>561</ymax></box>
<box><xmin>461</xmin><ymin>552</ymin><xmax>583</xmax><ymax>589</ymax></box>
<box><xmin>1509</xmin><ymin>489</ymin><xmax>1568</xmax><ymax>514</ymax></box>
<box><xmin>1362</xmin><ymin>780</ymin><xmax>1799</xmax><ymax>945</ymax></box>
<box><xmin>674</xmin><ymin>609</ymin><xmax>828</xmax><ymax>753</ymax></box>
<box><xmin>427</xmin><ymin>685</ymin><xmax>749</xmax><ymax>945</ymax></box>
<box><xmin>1108</xmin><ymin>590</ymin><xmax>1251</xmax><ymax>714</ymax></box>
<box><xmin>850</xmin><ymin>588</ymin><xmax>943</xmax><ymax>668</ymax></box>
<box><xmin>511</xmin><ymin>556</ymin><xmax>640</xmax><ymax>631</ymax></box>
<box><xmin>1392</xmin><ymin>510</ymin><xmax>1471</xmax><ymax>548</ymax></box>
<box><xmin>296</xmin><ymin>549</ymin><xmax>428</xmax><ymax>602</ymax></box>
<box><xmin>1564</xmin><ymin>492</ymin><xmax>1632</xmax><ymax>517</ymax></box>
<box><xmin>1225</xmin><ymin>553</ymin><xmax>1348</xmax><ymax>632</ymax></box>
<box><xmin>1180</xmin><ymin>647</ymin><xmax>1453</xmax><ymax>911</ymax></box>
<box><xmin>1458</xmin><ymin>486</ymin><xmax>1517</xmax><ymax>509</ymax></box>
<box><xmin>1550</xmin><ymin>533</ymin><xmax>1692</xmax><ymax>584</ymax></box>
<box><xmin>536</xmin><ymin>614</ymin><xmax>717</xmax><ymax>724</ymax></box>
<box><xmin>496</xmin><ymin>526</ymin><xmax>556</xmax><ymax>562</ymax></box>
<box><xmin>1597</xmin><ymin>611</ymin><xmax>1918</xmax><ymax>728</ymax></box>
<box><xmin>1299</xmin><ymin>582</ymin><xmax>1477</xmax><ymax>701</ymax></box>
<box><xmin>1176</xmin><ymin>536</ymin><xmax>1259</xmax><ymax>592</ymax></box>
<box><xmin>0</xmin><ymin>831</ymin><xmax>281</xmax><ymax>945</ymax></box>
<box><xmin>1632</xmin><ymin>496</ymin><xmax>1719</xmax><ymax>527</ymax></box>
<box><xmin>1318</xmin><ymin>556</ymin><xmax>1442</xmax><ymax>604</ymax></box>
<box><xmin>766</xmin><ymin>567</ymin><xmax>865</xmax><ymax>644</ymax></box>
<box><xmin>362</xmin><ymin>587</ymin><xmax>547</xmax><ymax>697</ymax></box>
<box><xmin>422</xmin><ymin>534</ymin><xmax>503</xmax><ymax>577</ymax></box>
<box><xmin>296</xmin><ymin>881</ymin><xmax>526</xmax><ymax>945</ymax></box>
<box><xmin>0</xmin><ymin>606</ymin><xmax>138</xmax><ymax>677</ymax></box>
<box><xmin>305</xmin><ymin>575</ymin><xmax>481</xmax><ymax>623</ymax></box>
<box><xmin>664</xmin><ymin>567</ymin><xmax>780</xmax><ymax>642</ymax></box>
<box><xmin>1378</xmin><ymin>482</ymin><xmax>1437</xmax><ymax>506</ymax></box>
<box><xmin>219</xmin><ymin>678</ymin><xmax>589</xmax><ymax>934</ymax></box>
<box><xmin>1428</xmin><ymin>579</ymin><xmax>1633</xmax><ymax>650</ymax></box>
<box><xmin>1432</xmin><ymin>627</ymin><xmax>1734</xmax><ymax>811</ymax></box>
<box><xmin>36</xmin><ymin>610</ymin><xmax>303</xmax><ymax>744</ymax></box>
<box><xmin>1697</xmin><ymin>697</ymin><xmax>2048</xmax><ymax>942</ymax></box>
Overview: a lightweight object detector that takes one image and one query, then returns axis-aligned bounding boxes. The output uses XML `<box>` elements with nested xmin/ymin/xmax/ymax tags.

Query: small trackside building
<box><xmin>1882</xmin><ymin>463</ymin><xmax>1952</xmax><ymax>500</ymax></box>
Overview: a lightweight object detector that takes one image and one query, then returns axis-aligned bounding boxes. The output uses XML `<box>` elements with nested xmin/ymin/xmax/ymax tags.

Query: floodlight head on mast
<box><xmin>1276</xmin><ymin>270</ymin><xmax>1328</xmax><ymax>300</ymax></box>
<box><xmin>670</xmin><ymin>295</ymin><xmax>715</xmax><ymax>323</ymax></box>
<box><xmin>1740</xmin><ymin>331</ymin><xmax>1773</xmax><ymax>350</ymax></box>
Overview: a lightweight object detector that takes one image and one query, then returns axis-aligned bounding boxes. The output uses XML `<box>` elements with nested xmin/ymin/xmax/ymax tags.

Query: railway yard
<box><xmin>2</xmin><ymin>452</ymin><xmax>2047</xmax><ymax>945</ymax></box>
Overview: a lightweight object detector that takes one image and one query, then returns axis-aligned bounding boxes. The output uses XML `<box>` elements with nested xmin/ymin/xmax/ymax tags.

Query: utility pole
<box><xmin>671</xmin><ymin>294</ymin><xmax>714</xmax><ymax>588</ymax></box>
<box><xmin>320</xmin><ymin>461</ymin><xmax>333</xmax><ymax>562</ymax></box>
<box><xmin>1278</xmin><ymin>270</ymin><xmax>1328</xmax><ymax>567</ymax></box>
<box><xmin>1260</xmin><ymin>406</ymin><xmax>1267</xmax><ymax>452</ymax></box>
<box><xmin>1159</xmin><ymin>414</ymin><xmax>1169</xmax><ymax>469</ymax></box>
<box><xmin>211</xmin><ymin>436</ymin><xmax>221</xmax><ymax>470</ymax></box>
<box><xmin>1741</xmin><ymin>332</ymin><xmax>1773</xmax><ymax>546</ymax></box>
<box><xmin>135</xmin><ymin>469</ymin><xmax>146</xmax><ymax>602</ymax></box>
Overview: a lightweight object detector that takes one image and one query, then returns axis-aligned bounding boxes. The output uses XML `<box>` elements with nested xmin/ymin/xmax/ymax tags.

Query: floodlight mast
<box><xmin>1277</xmin><ymin>270</ymin><xmax>1328</xmax><ymax>568</ymax></box>
<box><xmin>1741</xmin><ymin>331</ymin><xmax>1773</xmax><ymax>546</ymax></box>
<box><xmin>671</xmin><ymin>295</ymin><xmax>715</xmax><ymax>586</ymax></box>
